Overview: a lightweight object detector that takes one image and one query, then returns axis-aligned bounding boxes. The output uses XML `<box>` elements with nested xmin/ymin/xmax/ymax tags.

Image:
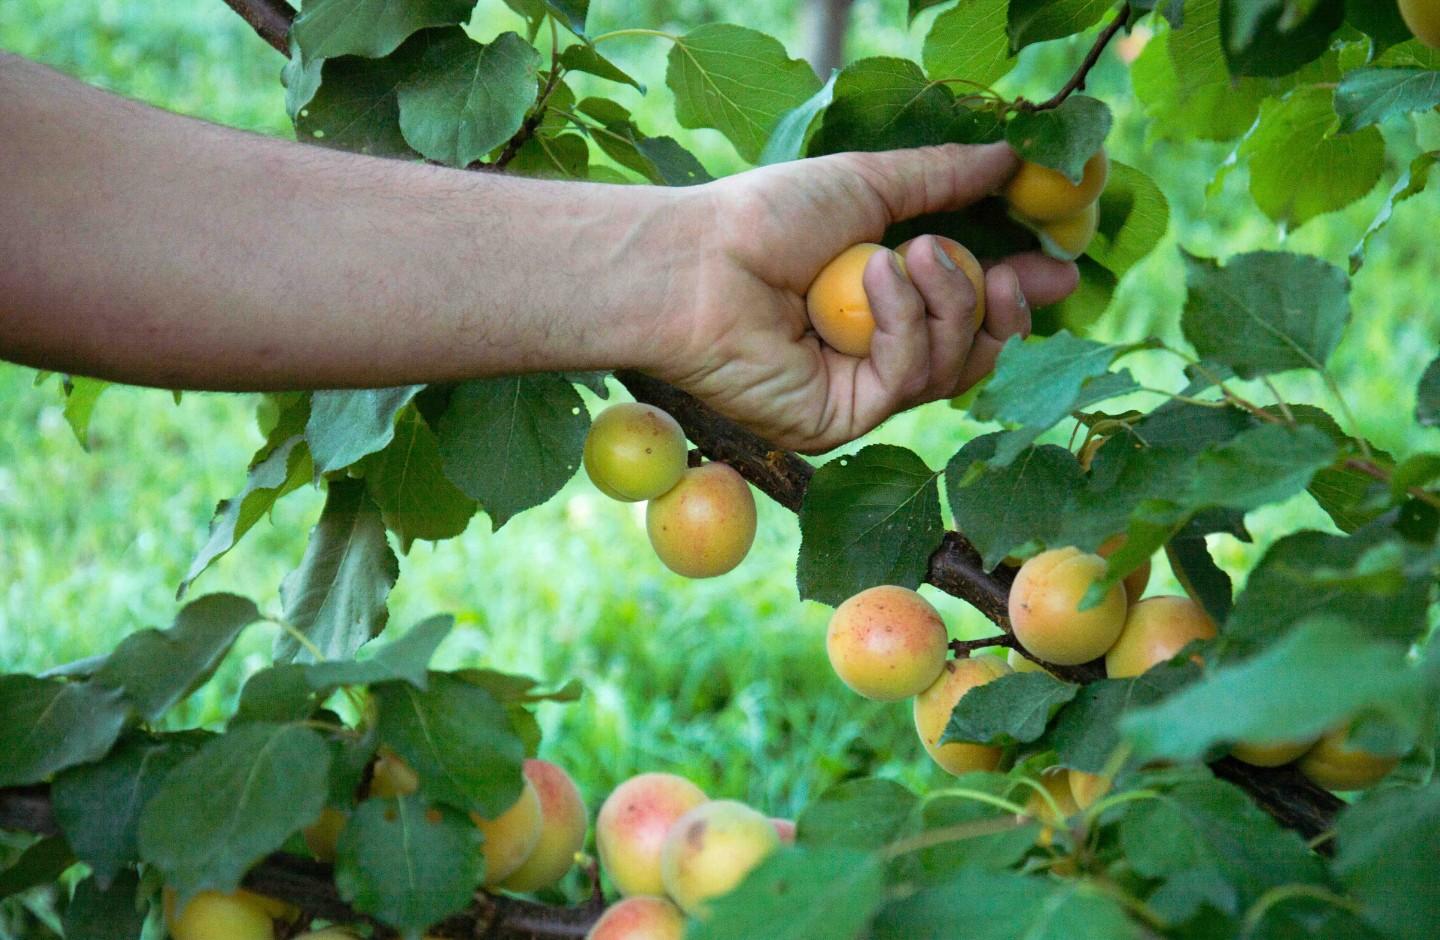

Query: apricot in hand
<box><xmin>913</xmin><ymin>657</ymin><xmax>1011</xmax><ymax>775</ymax></box>
<box><xmin>1009</xmin><ymin>548</ymin><xmax>1127</xmax><ymax>666</ymax></box>
<box><xmin>1297</xmin><ymin>726</ymin><xmax>1400</xmax><ymax>791</ymax></box>
<box><xmin>1035</xmin><ymin>202</ymin><xmax>1099</xmax><ymax>262</ymax></box>
<box><xmin>1400</xmin><ymin>0</ymin><xmax>1440</xmax><ymax>47</ymax></box>
<box><xmin>473</xmin><ymin>777</ymin><xmax>544</xmax><ymax>886</ymax></box>
<box><xmin>585</xmin><ymin>896</ymin><xmax>686</xmax><ymax>940</ymax></box>
<box><xmin>896</xmin><ymin>236</ymin><xmax>987</xmax><ymax>329</ymax></box>
<box><xmin>826</xmin><ymin>585</ymin><xmax>949</xmax><ymax>701</ymax></box>
<box><xmin>1104</xmin><ymin>595</ymin><xmax>1217</xmax><ymax>678</ymax></box>
<box><xmin>1004</xmin><ymin>150</ymin><xmax>1109</xmax><ymax>223</ymax></box>
<box><xmin>646</xmin><ymin>462</ymin><xmax>756</xmax><ymax>578</ymax></box>
<box><xmin>500</xmin><ymin>759</ymin><xmax>590</xmax><ymax>892</ymax></box>
<box><xmin>584</xmin><ymin>403</ymin><xmax>688</xmax><ymax>502</ymax></box>
<box><xmin>804</xmin><ymin>243</ymin><xmax>895</xmax><ymax>357</ymax></box>
<box><xmin>597</xmin><ymin>772</ymin><xmax>708</xmax><ymax>896</ymax></box>
<box><xmin>660</xmin><ymin>799</ymin><xmax>780</xmax><ymax>917</ymax></box>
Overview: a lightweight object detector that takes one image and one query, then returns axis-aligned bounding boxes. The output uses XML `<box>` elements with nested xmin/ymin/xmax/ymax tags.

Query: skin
<box><xmin>0</xmin><ymin>55</ymin><xmax>1079</xmax><ymax>455</ymax></box>
<box><xmin>1229</xmin><ymin>738</ymin><xmax>1316</xmax><ymax>768</ymax></box>
<box><xmin>1004</xmin><ymin>150</ymin><xmax>1109</xmax><ymax>223</ymax></box>
<box><xmin>1105</xmin><ymin>595</ymin><xmax>1218</xmax><ymax>678</ymax></box>
<box><xmin>583</xmin><ymin>403</ymin><xmax>688</xmax><ymax>502</ymax></box>
<box><xmin>1297</xmin><ymin>727</ymin><xmax>1401</xmax><ymax>791</ymax></box>
<box><xmin>596</xmin><ymin>773</ymin><xmax>708</xmax><ymax>897</ymax></box>
<box><xmin>1035</xmin><ymin>202</ymin><xmax>1100</xmax><ymax>262</ymax></box>
<box><xmin>302</xmin><ymin>806</ymin><xmax>348</xmax><ymax>863</ymax></box>
<box><xmin>1067</xmin><ymin>770</ymin><xmax>1111</xmax><ymax>811</ymax></box>
<box><xmin>1400</xmin><ymin>0</ymin><xmax>1440</xmax><ymax>48</ymax></box>
<box><xmin>472</xmin><ymin>777</ymin><xmax>544</xmax><ymax>886</ymax></box>
<box><xmin>500</xmin><ymin>759</ymin><xmax>590</xmax><ymax>893</ymax></box>
<box><xmin>646</xmin><ymin>462</ymin><xmax>757</xmax><ymax>578</ymax></box>
<box><xmin>659</xmin><ymin>800</ymin><xmax>780</xmax><ymax>917</ymax></box>
<box><xmin>1008</xmin><ymin>548</ymin><xmax>1127</xmax><ymax>666</ymax></box>
<box><xmin>913</xmin><ymin>657</ymin><xmax>1011</xmax><ymax>775</ymax></box>
<box><xmin>163</xmin><ymin>889</ymin><xmax>276</xmax><ymax>940</ymax></box>
<box><xmin>1097</xmin><ymin>533</ymin><xmax>1151</xmax><ymax>602</ymax></box>
<box><xmin>770</xmin><ymin>818</ymin><xmax>797</xmax><ymax>844</ymax></box>
<box><xmin>825</xmin><ymin>585</ymin><xmax>949</xmax><ymax>701</ymax></box>
<box><xmin>898</xmin><ymin>236</ymin><xmax>986</xmax><ymax>329</ymax></box>
<box><xmin>585</xmin><ymin>896</ymin><xmax>686</xmax><ymax>940</ymax></box>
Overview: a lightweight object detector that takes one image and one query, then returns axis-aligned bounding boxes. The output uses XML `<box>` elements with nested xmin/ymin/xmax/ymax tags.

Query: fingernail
<box><xmin>932</xmin><ymin>240</ymin><xmax>958</xmax><ymax>271</ymax></box>
<box><xmin>888</xmin><ymin>249</ymin><xmax>907</xmax><ymax>279</ymax></box>
<box><xmin>1010</xmin><ymin>268</ymin><xmax>1029</xmax><ymax>311</ymax></box>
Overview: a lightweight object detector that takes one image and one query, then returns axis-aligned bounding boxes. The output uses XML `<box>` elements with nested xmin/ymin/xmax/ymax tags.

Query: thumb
<box><xmin>843</xmin><ymin>142</ymin><xmax>1019</xmax><ymax>223</ymax></box>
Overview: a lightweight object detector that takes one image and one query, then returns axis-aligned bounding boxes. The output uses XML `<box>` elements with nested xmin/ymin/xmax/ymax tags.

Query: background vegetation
<box><xmin>2</xmin><ymin>0</ymin><xmax>1438</xmax><ymax>832</ymax></box>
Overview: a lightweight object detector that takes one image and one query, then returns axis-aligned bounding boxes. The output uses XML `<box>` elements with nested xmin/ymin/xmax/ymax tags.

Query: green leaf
<box><xmin>1004</xmin><ymin>96</ymin><xmax>1112</xmax><ymax>181</ymax></box>
<box><xmin>1033</xmin><ymin>257</ymin><xmax>1119</xmax><ymax>335</ymax></box>
<box><xmin>1351</xmin><ymin>153</ymin><xmax>1437</xmax><ymax>274</ymax></box>
<box><xmin>873</xmin><ymin>868</ymin><xmax>1143</xmax><ymax>940</ymax></box>
<box><xmin>1039</xmin><ymin>664</ymin><xmax>1200</xmax><ymax>773</ymax></box>
<box><xmin>363</xmin><ymin>409</ymin><xmax>478</xmax><ymax>552</ymax></box>
<box><xmin>543</xmin><ymin>0</ymin><xmax>588</xmax><ymax>36</ymax></box>
<box><xmin>1122</xmin><ymin>618</ymin><xmax>1426</xmax><ymax>762</ymax></box>
<box><xmin>62</xmin><ymin>871</ymin><xmax>147</xmax><ymax>940</ymax></box>
<box><xmin>1345</xmin><ymin>0</ymin><xmax>1414</xmax><ymax>53</ymax></box>
<box><xmin>293</xmin><ymin>31</ymin><xmax>437</xmax><ymax>158</ymax></box>
<box><xmin>335</xmin><ymin>794</ymin><xmax>482</xmax><ymax>936</ymax></box>
<box><xmin>1334</xmin><ymin>781</ymin><xmax>1440</xmax><ymax>940</ymax></box>
<box><xmin>1335</xmin><ymin>67</ymin><xmax>1440</xmax><ymax>133</ymax></box>
<box><xmin>691</xmin><ymin>848</ymin><xmax>884</xmax><ymax>940</ymax></box>
<box><xmin>60</xmin><ymin>376</ymin><xmax>109</xmax><ymax>450</ymax></box>
<box><xmin>923</xmin><ymin>0</ymin><xmax>1014</xmax><ymax>87</ymax></box>
<box><xmin>913</xmin><ymin>774</ymin><xmax>1037</xmax><ymax>876</ymax></box>
<box><xmin>1166</xmin><ymin>537</ymin><xmax>1233</xmax><ymax>623</ymax></box>
<box><xmin>946</xmin><ymin>436</ymin><xmax>1083</xmax><ymax>568</ymax></box>
<box><xmin>796</xmin><ymin>445</ymin><xmax>944</xmax><ymax>606</ymax></box>
<box><xmin>558</xmin><ymin>44</ymin><xmax>642</xmax><ymax>91</ymax></box>
<box><xmin>1419</xmin><ymin>355</ymin><xmax>1440</xmax><ymax>427</ymax></box>
<box><xmin>666</xmin><ymin>24</ymin><xmax>821</xmax><ymax>164</ymax></box>
<box><xmin>436</xmin><ymin>374</ymin><xmax>588</xmax><ymax>528</ymax></box>
<box><xmin>0</xmin><ymin>836</ymin><xmax>74</xmax><ymax>900</ymax></box>
<box><xmin>291</xmin><ymin>0</ymin><xmax>477</xmax><ymax>62</ymax></box>
<box><xmin>307</xmin><ymin>387</ymin><xmax>423</xmax><ymax>476</ymax></box>
<box><xmin>1089</xmin><ymin>162</ymin><xmax>1170</xmax><ymax>278</ymax></box>
<box><xmin>1221</xmin><ymin>0</ymin><xmax>1344</xmax><ymax>77</ymax></box>
<box><xmin>93</xmin><ymin>594</ymin><xmax>261</xmax><ymax>722</ymax></box>
<box><xmin>759</xmin><ymin>70</ymin><xmax>837</xmax><ymax>165</ymax></box>
<box><xmin>1189</xmin><ymin>424</ymin><xmax>1337</xmax><ymax>511</ymax></box>
<box><xmin>137</xmin><ymin>722</ymin><xmax>330</xmax><ymax>901</ymax></box>
<box><xmin>276</xmin><ymin>479</ymin><xmax>399</xmax><ymax>663</ymax></box>
<box><xmin>397</xmin><ymin>31</ymin><xmax>541</xmax><ymax>167</ymax></box>
<box><xmin>233</xmin><ymin>665</ymin><xmax>321</xmax><ymax>725</ymax></box>
<box><xmin>373</xmin><ymin>672</ymin><xmax>526</xmax><ymax>817</ymax></box>
<box><xmin>575</xmin><ymin>98</ymin><xmax>714</xmax><ymax>185</ymax></box>
<box><xmin>1240</xmin><ymin>87</ymin><xmax>1385</xmax><ymax>227</ymax></box>
<box><xmin>1007</xmin><ymin>0</ymin><xmax>1113</xmax><ymax>50</ymax></box>
<box><xmin>302</xmin><ymin>614</ymin><xmax>453</xmax><ymax>691</ymax></box>
<box><xmin>0</xmin><ymin>676</ymin><xmax>130</xmax><ymax>786</ymax></box>
<box><xmin>1181</xmin><ymin>250</ymin><xmax>1350</xmax><ymax>378</ymax></box>
<box><xmin>809</xmin><ymin>58</ymin><xmax>986</xmax><ymax>155</ymax></box>
<box><xmin>796</xmin><ymin>778</ymin><xmax>917</xmax><ymax>851</ymax></box>
<box><xmin>942</xmin><ymin>671</ymin><xmax>1080</xmax><ymax>746</ymax></box>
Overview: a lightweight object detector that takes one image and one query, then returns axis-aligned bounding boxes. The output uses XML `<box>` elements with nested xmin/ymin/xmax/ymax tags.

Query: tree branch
<box><xmin>1016</xmin><ymin>4</ymin><xmax>1132</xmax><ymax>112</ymax></box>
<box><xmin>222</xmin><ymin>0</ymin><xmax>294</xmax><ymax>56</ymax></box>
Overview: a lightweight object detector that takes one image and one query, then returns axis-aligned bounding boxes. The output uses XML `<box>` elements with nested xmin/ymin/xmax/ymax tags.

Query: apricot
<box><xmin>805</xmin><ymin>243</ymin><xmax>897</xmax><ymax>357</ymax></box>
<box><xmin>1400</xmin><ymin>0</ymin><xmax>1440</xmax><ymax>48</ymax></box>
<box><xmin>1105</xmin><ymin>595</ymin><xmax>1217</xmax><ymax>678</ymax></box>
<box><xmin>596</xmin><ymin>772</ymin><xmax>708</xmax><ymax>897</ymax></box>
<box><xmin>646</xmin><ymin>462</ymin><xmax>756</xmax><ymax>578</ymax></box>
<box><xmin>302</xmin><ymin>806</ymin><xmax>347</xmax><ymax>863</ymax></box>
<box><xmin>500</xmin><ymin>759</ymin><xmax>590</xmax><ymax>892</ymax></box>
<box><xmin>369</xmin><ymin>747</ymin><xmax>420</xmax><ymax>798</ymax></box>
<box><xmin>295</xmin><ymin>930</ymin><xmax>362</xmax><ymax>940</ymax></box>
<box><xmin>472</xmin><ymin>777</ymin><xmax>543</xmax><ymax>886</ymax></box>
<box><xmin>1026</xmin><ymin>769</ymin><xmax>1080</xmax><ymax>839</ymax></box>
<box><xmin>1008</xmin><ymin>548</ymin><xmax>1127</xmax><ymax>666</ymax></box>
<box><xmin>583</xmin><ymin>403</ymin><xmax>688</xmax><ymax>502</ymax></box>
<box><xmin>585</xmin><ymin>896</ymin><xmax>686</xmax><ymax>940</ymax></box>
<box><xmin>1229</xmin><ymin>738</ymin><xmax>1316</xmax><ymax>768</ymax></box>
<box><xmin>913</xmin><ymin>657</ymin><xmax>1011</xmax><ymax>775</ymax></box>
<box><xmin>1006</xmin><ymin>648</ymin><xmax>1050</xmax><ymax>675</ymax></box>
<box><xmin>163</xmin><ymin>889</ymin><xmax>277</xmax><ymax>940</ymax></box>
<box><xmin>1097</xmin><ymin>534</ymin><xmax>1151</xmax><ymax>603</ymax></box>
<box><xmin>770</xmin><ymin>818</ymin><xmax>796</xmax><ymax>844</ymax></box>
<box><xmin>1034</xmin><ymin>202</ymin><xmax>1099</xmax><ymax>262</ymax></box>
<box><xmin>1004</xmin><ymin>150</ymin><xmax>1109</xmax><ymax>222</ymax></box>
<box><xmin>659</xmin><ymin>800</ymin><xmax>780</xmax><ymax>917</ymax></box>
<box><xmin>1067</xmin><ymin>770</ymin><xmax>1112</xmax><ymax>810</ymax></box>
<box><xmin>825</xmin><ymin>585</ymin><xmax>949</xmax><ymax>701</ymax></box>
<box><xmin>1297</xmin><ymin>726</ymin><xmax>1400</xmax><ymax>791</ymax></box>
<box><xmin>896</xmin><ymin>236</ymin><xmax>987</xmax><ymax>329</ymax></box>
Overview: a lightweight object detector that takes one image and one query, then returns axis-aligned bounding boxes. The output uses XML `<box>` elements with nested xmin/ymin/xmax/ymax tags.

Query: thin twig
<box><xmin>222</xmin><ymin>0</ymin><xmax>294</xmax><ymax>55</ymax></box>
<box><xmin>1016</xmin><ymin>5</ymin><xmax>1132</xmax><ymax>112</ymax></box>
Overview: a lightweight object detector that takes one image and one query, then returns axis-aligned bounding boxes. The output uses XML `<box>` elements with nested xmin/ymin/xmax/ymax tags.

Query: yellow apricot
<box><xmin>583</xmin><ymin>403</ymin><xmax>688</xmax><ymax>502</ymax></box>
<box><xmin>825</xmin><ymin>585</ymin><xmax>949</xmax><ymax>701</ymax></box>
<box><xmin>1033</xmin><ymin>202</ymin><xmax>1100</xmax><ymax>261</ymax></box>
<box><xmin>585</xmin><ymin>896</ymin><xmax>686</xmax><ymax>940</ymax></box>
<box><xmin>913</xmin><ymin>657</ymin><xmax>1011</xmax><ymax>776</ymax></box>
<box><xmin>295</xmin><ymin>930</ymin><xmax>363</xmax><ymax>940</ymax></box>
<box><xmin>500</xmin><ymin>759</ymin><xmax>590</xmax><ymax>893</ymax></box>
<box><xmin>1229</xmin><ymin>738</ymin><xmax>1316</xmax><ymax>768</ymax></box>
<box><xmin>769</xmin><ymin>818</ymin><xmax>796</xmax><ymax>844</ymax></box>
<box><xmin>1298</xmin><ymin>726</ymin><xmax>1401</xmax><ymax>791</ymax></box>
<box><xmin>1006</xmin><ymin>648</ymin><xmax>1051</xmax><ymax>675</ymax></box>
<box><xmin>1008</xmin><ymin>548</ymin><xmax>1127</xmax><ymax>666</ymax></box>
<box><xmin>164</xmin><ymin>889</ymin><xmax>276</xmax><ymax>940</ymax></box>
<box><xmin>1004</xmin><ymin>150</ymin><xmax>1109</xmax><ymax>222</ymax></box>
<box><xmin>369</xmin><ymin>748</ymin><xmax>420</xmax><ymax>798</ymax></box>
<box><xmin>805</xmin><ymin>243</ymin><xmax>896</xmax><ymax>357</ymax></box>
<box><xmin>1400</xmin><ymin>0</ymin><xmax>1440</xmax><ymax>48</ymax></box>
<box><xmin>1025</xmin><ymin>769</ymin><xmax>1081</xmax><ymax>846</ymax></box>
<box><xmin>302</xmin><ymin>806</ymin><xmax>347</xmax><ymax>863</ymax></box>
<box><xmin>896</xmin><ymin>235</ymin><xmax>987</xmax><ymax>329</ymax></box>
<box><xmin>472</xmin><ymin>778</ymin><xmax>543</xmax><ymax>886</ymax></box>
<box><xmin>1097</xmin><ymin>534</ymin><xmax>1152</xmax><ymax>603</ymax></box>
<box><xmin>596</xmin><ymin>773</ymin><xmax>708</xmax><ymax>897</ymax></box>
<box><xmin>646</xmin><ymin>462</ymin><xmax>756</xmax><ymax>578</ymax></box>
<box><xmin>1067</xmin><ymin>770</ymin><xmax>1112</xmax><ymax>810</ymax></box>
<box><xmin>1105</xmin><ymin>595</ymin><xmax>1218</xmax><ymax>678</ymax></box>
<box><xmin>659</xmin><ymin>800</ymin><xmax>780</xmax><ymax>917</ymax></box>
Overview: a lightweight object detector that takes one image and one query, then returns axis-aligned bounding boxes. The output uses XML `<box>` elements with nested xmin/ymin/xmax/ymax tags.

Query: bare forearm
<box><xmin>0</xmin><ymin>54</ymin><xmax>691</xmax><ymax>390</ymax></box>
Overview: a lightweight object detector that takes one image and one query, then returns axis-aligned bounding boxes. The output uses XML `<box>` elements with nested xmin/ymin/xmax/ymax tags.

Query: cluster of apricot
<box><xmin>584</xmin><ymin>402</ymin><xmax>757</xmax><ymax>578</ymax></box>
<box><xmin>1003</xmin><ymin>148</ymin><xmax>1107</xmax><ymax>263</ymax></box>
<box><xmin>164</xmin><ymin>752</ymin><xmax>589</xmax><ymax>940</ymax></box>
<box><xmin>587</xmin><ymin>772</ymin><xmax>792</xmax><ymax>939</ymax></box>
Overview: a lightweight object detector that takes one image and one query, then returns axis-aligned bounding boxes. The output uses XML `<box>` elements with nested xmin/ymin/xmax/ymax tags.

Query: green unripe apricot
<box><xmin>584</xmin><ymin>403</ymin><xmax>688</xmax><ymax>502</ymax></box>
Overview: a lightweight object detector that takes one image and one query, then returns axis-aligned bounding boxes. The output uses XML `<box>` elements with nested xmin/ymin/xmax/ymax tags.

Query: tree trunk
<box><xmin>804</xmin><ymin>0</ymin><xmax>854</xmax><ymax>78</ymax></box>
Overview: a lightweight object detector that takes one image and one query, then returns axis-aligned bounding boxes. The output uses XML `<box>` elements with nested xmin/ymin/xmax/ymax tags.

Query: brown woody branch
<box><xmin>222</xmin><ymin>0</ymin><xmax>294</xmax><ymax>55</ymax></box>
<box><xmin>1015</xmin><ymin>4</ymin><xmax>1132</xmax><ymax>112</ymax></box>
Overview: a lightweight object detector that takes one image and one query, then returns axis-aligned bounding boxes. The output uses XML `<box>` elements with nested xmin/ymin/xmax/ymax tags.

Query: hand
<box><xmin>645</xmin><ymin>143</ymin><xmax>1079</xmax><ymax>453</ymax></box>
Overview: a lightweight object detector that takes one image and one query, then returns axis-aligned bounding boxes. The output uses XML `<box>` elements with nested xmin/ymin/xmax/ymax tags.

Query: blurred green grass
<box><xmin>2</xmin><ymin>0</ymin><xmax>1439</xmax><ymax>852</ymax></box>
